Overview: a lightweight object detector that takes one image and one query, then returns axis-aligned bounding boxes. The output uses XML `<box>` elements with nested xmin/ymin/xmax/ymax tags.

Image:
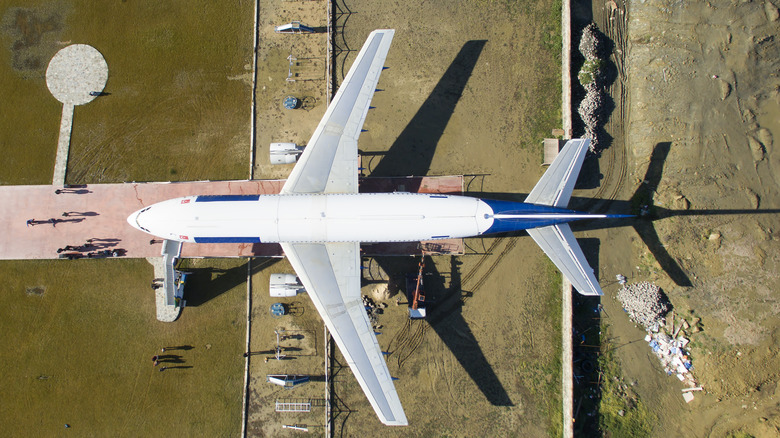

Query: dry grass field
<box><xmin>0</xmin><ymin>1</ymin><xmax>252</xmax><ymax>436</ymax></box>
<box><xmin>1</xmin><ymin>0</ymin><xmax>252</xmax><ymax>185</ymax></box>
<box><xmin>0</xmin><ymin>258</ymin><xmax>246</xmax><ymax>436</ymax></box>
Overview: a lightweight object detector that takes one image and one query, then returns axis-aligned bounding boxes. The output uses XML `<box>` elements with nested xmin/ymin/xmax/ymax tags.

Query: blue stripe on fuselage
<box><xmin>481</xmin><ymin>199</ymin><xmax>580</xmax><ymax>234</ymax></box>
<box><xmin>195</xmin><ymin>195</ymin><xmax>260</xmax><ymax>202</ymax></box>
<box><xmin>193</xmin><ymin>236</ymin><xmax>262</xmax><ymax>243</ymax></box>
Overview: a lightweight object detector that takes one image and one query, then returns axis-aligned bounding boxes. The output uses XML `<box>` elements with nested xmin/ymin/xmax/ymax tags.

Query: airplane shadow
<box><xmin>364</xmin><ymin>39</ymin><xmax>487</xmax><ymax>177</ymax></box>
<box><xmin>425</xmin><ymin>255</ymin><xmax>514</xmax><ymax>406</ymax></box>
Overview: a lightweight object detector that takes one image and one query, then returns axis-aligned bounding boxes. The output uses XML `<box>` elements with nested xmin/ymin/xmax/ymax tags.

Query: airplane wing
<box><xmin>280</xmin><ymin>242</ymin><xmax>408</xmax><ymax>425</ymax></box>
<box><xmin>526</xmin><ymin>223</ymin><xmax>603</xmax><ymax>296</ymax></box>
<box><xmin>281</xmin><ymin>29</ymin><xmax>395</xmax><ymax>195</ymax></box>
<box><xmin>525</xmin><ymin>138</ymin><xmax>590</xmax><ymax>208</ymax></box>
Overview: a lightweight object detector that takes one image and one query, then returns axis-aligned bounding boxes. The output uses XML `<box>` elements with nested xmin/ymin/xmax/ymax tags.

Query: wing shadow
<box><xmin>367</xmin><ymin>40</ymin><xmax>487</xmax><ymax>177</ymax></box>
<box><xmin>182</xmin><ymin>259</ymin><xmax>278</xmax><ymax>307</ymax></box>
<box><xmin>623</xmin><ymin>142</ymin><xmax>691</xmax><ymax>286</ymax></box>
<box><xmin>373</xmin><ymin>255</ymin><xmax>513</xmax><ymax>406</ymax></box>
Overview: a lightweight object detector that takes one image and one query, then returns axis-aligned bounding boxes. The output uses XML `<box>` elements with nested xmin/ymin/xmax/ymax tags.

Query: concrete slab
<box><xmin>46</xmin><ymin>44</ymin><xmax>109</xmax><ymax>186</ymax></box>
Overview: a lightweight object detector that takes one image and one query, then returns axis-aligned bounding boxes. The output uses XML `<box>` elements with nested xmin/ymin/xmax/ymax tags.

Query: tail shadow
<box><xmin>628</xmin><ymin>142</ymin><xmax>692</xmax><ymax>287</ymax></box>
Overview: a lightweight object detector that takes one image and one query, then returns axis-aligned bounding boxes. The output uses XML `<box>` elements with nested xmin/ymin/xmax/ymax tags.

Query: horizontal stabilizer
<box><xmin>525</xmin><ymin>138</ymin><xmax>590</xmax><ymax>208</ymax></box>
<box><xmin>527</xmin><ymin>223</ymin><xmax>603</xmax><ymax>296</ymax></box>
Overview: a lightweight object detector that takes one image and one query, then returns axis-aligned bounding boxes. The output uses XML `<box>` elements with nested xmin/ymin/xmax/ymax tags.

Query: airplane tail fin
<box><xmin>524</xmin><ymin>139</ymin><xmax>603</xmax><ymax>295</ymax></box>
<box><xmin>525</xmin><ymin>138</ymin><xmax>590</xmax><ymax>208</ymax></box>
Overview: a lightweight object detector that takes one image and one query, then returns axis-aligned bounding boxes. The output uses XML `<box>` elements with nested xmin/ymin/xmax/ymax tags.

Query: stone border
<box><xmin>561</xmin><ymin>2</ymin><xmax>574</xmax><ymax>438</ymax></box>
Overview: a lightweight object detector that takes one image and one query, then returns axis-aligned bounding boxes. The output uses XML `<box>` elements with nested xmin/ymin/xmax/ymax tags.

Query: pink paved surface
<box><xmin>1</xmin><ymin>177</ymin><xmax>464</xmax><ymax>260</ymax></box>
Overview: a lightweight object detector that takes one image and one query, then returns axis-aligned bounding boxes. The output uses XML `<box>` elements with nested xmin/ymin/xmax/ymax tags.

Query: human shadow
<box><xmin>55</xmin><ymin>188</ymin><xmax>91</xmax><ymax>194</ymax></box>
<box><xmin>244</xmin><ymin>350</ymin><xmax>275</xmax><ymax>357</ymax></box>
<box><xmin>183</xmin><ymin>258</ymin><xmax>278</xmax><ymax>307</ymax></box>
<box><xmin>162</xmin><ymin>345</ymin><xmax>194</xmax><ymax>351</ymax></box>
<box><xmin>157</xmin><ymin>354</ymin><xmax>185</xmax><ymax>364</ymax></box>
<box><xmin>62</xmin><ymin>211</ymin><xmax>99</xmax><ymax>217</ymax></box>
<box><xmin>54</xmin><ymin>218</ymin><xmax>84</xmax><ymax>224</ymax></box>
<box><xmin>366</xmin><ymin>40</ymin><xmax>487</xmax><ymax>177</ymax></box>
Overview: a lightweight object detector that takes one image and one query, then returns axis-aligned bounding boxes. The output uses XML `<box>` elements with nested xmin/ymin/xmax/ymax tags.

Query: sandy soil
<box><xmin>574</xmin><ymin>0</ymin><xmax>780</xmax><ymax>436</ymax></box>
<box><xmin>247</xmin><ymin>0</ymin><xmax>567</xmax><ymax>437</ymax></box>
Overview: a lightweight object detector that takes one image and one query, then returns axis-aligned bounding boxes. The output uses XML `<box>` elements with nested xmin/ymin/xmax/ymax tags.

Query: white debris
<box><xmin>620</xmin><ymin>281</ymin><xmax>700</xmax><ymax>390</ymax></box>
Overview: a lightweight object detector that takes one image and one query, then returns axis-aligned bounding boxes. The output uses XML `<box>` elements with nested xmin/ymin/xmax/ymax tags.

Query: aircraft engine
<box><xmin>269</xmin><ymin>273</ymin><xmax>306</xmax><ymax>297</ymax></box>
<box><xmin>270</xmin><ymin>142</ymin><xmax>304</xmax><ymax>164</ymax></box>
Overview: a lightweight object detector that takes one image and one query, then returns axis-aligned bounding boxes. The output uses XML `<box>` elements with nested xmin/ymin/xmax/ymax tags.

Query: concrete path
<box><xmin>147</xmin><ymin>256</ymin><xmax>181</xmax><ymax>322</ymax></box>
<box><xmin>53</xmin><ymin>104</ymin><xmax>74</xmax><ymax>186</ymax></box>
<box><xmin>0</xmin><ymin>176</ymin><xmax>463</xmax><ymax>260</ymax></box>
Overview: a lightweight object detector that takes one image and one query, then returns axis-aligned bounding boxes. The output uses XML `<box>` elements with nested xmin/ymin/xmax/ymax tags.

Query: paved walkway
<box><xmin>147</xmin><ymin>256</ymin><xmax>181</xmax><ymax>322</ymax></box>
<box><xmin>53</xmin><ymin>104</ymin><xmax>74</xmax><ymax>186</ymax></box>
<box><xmin>1</xmin><ymin>176</ymin><xmax>463</xmax><ymax>260</ymax></box>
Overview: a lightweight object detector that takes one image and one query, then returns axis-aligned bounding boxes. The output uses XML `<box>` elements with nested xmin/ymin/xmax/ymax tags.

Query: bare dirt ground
<box><xmin>253</xmin><ymin>1</ymin><xmax>329</xmax><ymax>180</ymax></box>
<box><xmin>577</xmin><ymin>0</ymin><xmax>780</xmax><ymax>436</ymax></box>
<box><xmin>247</xmin><ymin>0</ymin><xmax>567</xmax><ymax>437</ymax></box>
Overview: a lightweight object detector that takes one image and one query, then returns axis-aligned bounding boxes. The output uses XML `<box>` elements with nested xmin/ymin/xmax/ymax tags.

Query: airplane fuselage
<box><xmin>128</xmin><ymin>193</ymin><xmax>606</xmax><ymax>244</ymax></box>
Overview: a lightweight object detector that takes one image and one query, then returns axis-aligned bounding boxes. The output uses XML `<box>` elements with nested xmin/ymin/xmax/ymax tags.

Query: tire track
<box><xmin>461</xmin><ymin>236</ymin><xmax>504</xmax><ymax>285</ymax></box>
<box><xmin>387</xmin><ymin>318</ymin><xmax>428</xmax><ymax>369</ymax></box>
<box><xmin>463</xmin><ymin>237</ymin><xmax>519</xmax><ymax>300</ymax></box>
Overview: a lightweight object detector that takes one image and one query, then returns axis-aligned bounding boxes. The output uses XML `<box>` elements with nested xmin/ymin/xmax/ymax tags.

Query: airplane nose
<box><xmin>127</xmin><ymin>210</ymin><xmax>139</xmax><ymax>229</ymax></box>
<box><xmin>127</xmin><ymin>208</ymin><xmax>146</xmax><ymax>232</ymax></box>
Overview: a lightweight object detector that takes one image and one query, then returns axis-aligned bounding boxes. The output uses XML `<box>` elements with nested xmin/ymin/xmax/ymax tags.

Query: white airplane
<box><xmin>128</xmin><ymin>29</ymin><xmax>628</xmax><ymax>426</ymax></box>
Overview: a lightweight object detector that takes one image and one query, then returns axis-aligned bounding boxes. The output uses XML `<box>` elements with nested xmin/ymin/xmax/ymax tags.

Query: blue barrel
<box><xmin>283</xmin><ymin>96</ymin><xmax>298</xmax><ymax>110</ymax></box>
<box><xmin>270</xmin><ymin>302</ymin><xmax>286</xmax><ymax>317</ymax></box>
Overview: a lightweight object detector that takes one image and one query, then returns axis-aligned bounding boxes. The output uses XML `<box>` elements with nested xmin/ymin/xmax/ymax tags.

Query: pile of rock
<box><xmin>577</xmin><ymin>22</ymin><xmax>607</xmax><ymax>153</ymax></box>
<box><xmin>578</xmin><ymin>82</ymin><xmax>605</xmax><ymax>131</ymax></box>
<box><xmin>578</xmin><ymin>22</ymin><xmax>606</xmax><ymax>60</ymax></box>
<box><xmin>616</xmin><ymin>281</ymin><xmax>670</xmax><ymax>329</ymax></box>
